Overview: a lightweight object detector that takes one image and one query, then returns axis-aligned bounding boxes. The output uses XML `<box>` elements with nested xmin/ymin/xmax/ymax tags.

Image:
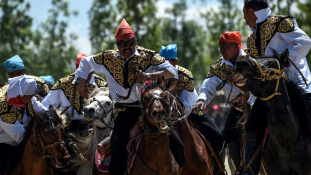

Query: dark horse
<box><xmin>7</xmin><ymin>106</ymin><xmax>70</xmax><ymax>175</ymax></box>
<box><xmin>234</xmin><ymin>49</ymin><xmax>311</xmax><ymax>174</ymax></box>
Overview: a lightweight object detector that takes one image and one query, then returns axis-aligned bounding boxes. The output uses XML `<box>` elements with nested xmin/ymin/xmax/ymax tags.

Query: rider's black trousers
<box><xmin>109</xmin><ymin>102</ymin><xmax>186</xmax><ymax>175</ymax></box>
<box><xmin>188</xmin><ymin>113</ymin><xmax>224</xmax><ymax>154</ymax></box>
<box><xmin>223</xmin><ymin>107</ymin><xmax>244</xmax><ymax>144</ymax></box>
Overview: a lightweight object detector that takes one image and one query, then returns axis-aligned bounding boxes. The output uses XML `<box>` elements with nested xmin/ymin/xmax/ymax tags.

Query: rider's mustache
<box><xmin>123</xmin><ymin>48</ymin><xmax>132</xmax><ymax>53</ymax></box>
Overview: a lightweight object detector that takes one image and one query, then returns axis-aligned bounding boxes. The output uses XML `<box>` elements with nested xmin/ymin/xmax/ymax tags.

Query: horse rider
<box><xmin>40</xmin><ymin>75</ymin><xmax>55</xmax><ymax>90</ymax></box>
<box><xmin>77</xmin><ymin>18</ymin><xmax>185</xmax><ymax>175</ymax></box>
<box><xmin>2</xmin><ymin>55</ymin><xmax>48</xmax><ymax>112</ymax></box>
<box><xmin>192</xmin><ymin>31</ymin><xmax>255</xmax><ymax>174</ymax></box>
<box><xmin>159</xmin><ymin>44</ymin><xmax>225</xmax><ymax>167</ymax></box>
<box><xmin>0</xmin><ymin>74</ymin><xmax>38</xmax><ymax>174</ymax></box>
<box><xmin>242</xmin><ymin>0</ymin><xmax>311</xmax><ymax>174</ymax></box>
<box><xmin>41</xmin><ymin>53</ymin><xmax>108</xmax><ymax>135</ymax></box>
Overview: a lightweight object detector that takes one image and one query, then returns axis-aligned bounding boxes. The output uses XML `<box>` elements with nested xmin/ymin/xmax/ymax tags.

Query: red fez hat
<box><xmin>76</xmin><ymin>53</ymin><xmax>88</xmax><ymax>69</ymax></box>
<box><xmin>219</xmin><ymin>31</ymin><xmax>244</xmax><ymax>48</ymax></box>
<box><xmin>115</xmin><ymin>18</ymin><xmax>135</xmax><ymax>41</ymax></box>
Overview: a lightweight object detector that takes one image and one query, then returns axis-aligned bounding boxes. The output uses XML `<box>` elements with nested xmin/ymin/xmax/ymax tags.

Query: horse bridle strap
<box><xmin>92</xmin><ymin>98</ymin><xmax>114</xmax><ymax>129</ymax></box>
<box><xmin>251</xmin><ymin>58</ymin><xmax>288</xmax><ymax>101</ymax></box>
<box><xmin>28</xmin><ymin>119</ymin><xmax>66</xmax><ymax>158</ymax></box>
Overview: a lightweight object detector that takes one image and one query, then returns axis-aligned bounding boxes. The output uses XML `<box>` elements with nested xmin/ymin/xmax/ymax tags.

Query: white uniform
<box><xmin>197</xmin><ymin>48</ymin><xmax>255</xmax><ymax>106</ymax></box>
<box><xmin>76</xmin><ymin>46</ymin><xmax>176</xmax><ymax>103</ymax></box>
<box><xmin>248</xmin><ymin>7</ymin><xmax>311</xmax><ymax>93</ymax></box>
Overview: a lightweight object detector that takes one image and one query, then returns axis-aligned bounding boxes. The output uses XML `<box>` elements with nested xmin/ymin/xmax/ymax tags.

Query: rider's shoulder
<box><xmin>94</xmin><ymin>74</ymin><xmax>108</xmax><ymax>88</ymax></box>
<box><xmin>268</xmin><ymin>15</ymin><xmax>295</xmax><ymax>33</ymax></box>
<box><xmin>177</xmin><ymin>65</ymin><xmax>194</xmax><ymax>80</ymax></box>
<box><xmin>51</xmin><ymin>73</ymin><xmax>75</xmax><ymax>90</ymax></box>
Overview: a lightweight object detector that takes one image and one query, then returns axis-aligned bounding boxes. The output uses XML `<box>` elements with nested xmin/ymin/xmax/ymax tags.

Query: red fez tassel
<box><xmin>115</xmin><ymin>18</ymin><xmax>135</xmax><ymax>41</ymax></box>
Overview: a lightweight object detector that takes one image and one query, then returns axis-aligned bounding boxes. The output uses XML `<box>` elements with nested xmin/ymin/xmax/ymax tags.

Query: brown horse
<box><xmin>7</xmin><ymin>106</ymin><xmax>70</xmax><ymax>175</ymax></box>
<box><xmin>164</xmin><ymin>87</ymin><xmax>221</xmax><ymax>174</ymax></box>
<box><xmin>93</xmin><ymin>84</ymin><xmax>179</xmax><ymax>175</ymax></box>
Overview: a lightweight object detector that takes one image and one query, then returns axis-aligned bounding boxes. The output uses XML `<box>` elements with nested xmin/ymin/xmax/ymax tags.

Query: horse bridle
<box><xmin>250</xmin><ymin>58</ymin><xmax>288</xmax><ymax>101</ymax></box>
<box><xmin>92</xmin><ymin>98</ymin><xmax>114</xmax><ymax>129</ymax></box>
<box><xmin>28</xmin><ymin>118</ymin><xmax>68</xmax><ymax>161</ymax></box>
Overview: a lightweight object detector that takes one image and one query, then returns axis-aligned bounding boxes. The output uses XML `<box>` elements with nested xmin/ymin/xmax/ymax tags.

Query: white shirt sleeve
<box><xmin>0</xmin><ymin>119</ymin><xmax>25</xmax><ymax>143</ymax></box>
<box><xmin>145</xmin><ymin>61</ymin><xmax>176</xmax><ymax>76</ymax></box>
<box><xmin>31</xmin><ymin>96</ymin><xmax>48</xmax><ymax>113</ymax></box>
<box><xmin>279</xmin><ymin>21</ymin><xmax>311</xmax><ymax>63</ymax></box>
<box><xmin>197</xmin><ymin>76</ymin><xmax>222</xmax><ymax>106</ymax></box>
<box><xmin>179</xmin><ymin>88</ymin><xmax>198</xmax><ymax>116</ymax></box>
<box><xmin>41</xmin><ymin>89</ymin><xmax>64</xmax><ymax>109</ymax></box>
<box><xmin>76</xmin><ymin>56</ymin><xmax>107</xmax><ymax>79</ymax></box>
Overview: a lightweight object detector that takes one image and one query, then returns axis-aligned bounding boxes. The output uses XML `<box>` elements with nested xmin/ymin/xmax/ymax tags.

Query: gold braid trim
<box><xmin>94</xmin><ymin>74</ymin><xmax>108</xmax><ymax>88</ymax></box>
<box><xmin>260</xmin><ymin>16</ymin><xmax>280</xmax><ymax>56</ymax></box>
<box><xmin>168</xmin><ymin>66</ymin><xmax>195</xmax><ymax>96</ymax></box>
<box><xmin>96</xmin><ymin>46</ymin><xmax>165</xmax><ymax>88</ymax></box>
<box><xmin>114</xmin><ymin>108</ymin><xmax>126</xmax><ymax>118</ymax></box>
<box><xmin>246</xmin><ymin>33</ymin><xmax>259</xmax><ymax>58</ymax></box>
<box><xmin>278</xmin><ymin>18</ymin><xmax>294</xmax><ymax>33</ymax></box>
<box><xmin>0</xmin><ymin>85</ymin><xmax>24</xmax><ymax>124</ymax></box>
<box><xmin>207</xmin><ymin>56</ymin><xmax>248</xmax><ymax>82</ymax></box>
<box><xmin>28</xmin><ymin>75</ymin><xmax>49</xmax><ymax>96</ymax></box>
<box><xmin>52</xmin><ymin>74</ymin><xmax>82</xmax><ymax>113</ymax></box>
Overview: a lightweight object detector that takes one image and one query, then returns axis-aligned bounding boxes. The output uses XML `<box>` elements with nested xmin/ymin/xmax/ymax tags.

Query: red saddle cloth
<box><xmin>94</xmin><ymin>134</ymin><xmax>143</xmax><ymax>173</ymax></box>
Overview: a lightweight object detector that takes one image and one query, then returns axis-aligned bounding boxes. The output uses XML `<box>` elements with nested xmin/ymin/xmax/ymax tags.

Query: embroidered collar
<box><xmin>220</xmin><ymin>48</ymin><xmax>246</xmax><ymax>67</ymax></box>
<box><xmin>247</xmin><ymin>7</ymin><xmax>272</xmax><ymax>32</ymax></box>
<box><xmin>115</xmin><ymin>47</ymin><xmax>141</xmax><ymax>58</ymax></box>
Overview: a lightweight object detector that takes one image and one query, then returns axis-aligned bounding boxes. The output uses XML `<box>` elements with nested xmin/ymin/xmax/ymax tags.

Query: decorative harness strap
<box><xmin>251</xmin><ymin>58</ymin><xmax>287</xmax><ymax>101</ymax></box>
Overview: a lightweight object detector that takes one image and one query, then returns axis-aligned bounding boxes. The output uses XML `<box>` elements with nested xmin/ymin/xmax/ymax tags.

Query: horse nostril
<box><xmin>57</xmin><ymin>157</ymin><xmax>64</xmax><ymax>163</ymax></box>
<box><xmin>152</xmin><ymin>110</ymin><xmax>165</xmax><ymax>118</ymax></box>
<box><xmin>84</xmin><ymin>107</ymin><xmax>95</xmax><ymax>114</ymax></box>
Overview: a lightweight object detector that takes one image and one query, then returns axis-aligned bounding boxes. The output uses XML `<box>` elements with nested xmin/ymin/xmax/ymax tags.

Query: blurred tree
<box><xmin>0</xmin><ymin>0</ymin><xmax>33</xmax><ymax>83</ymax></box>
<box><xmin>31</xmin><ymin>0</ymin><xmax>78</xmax><ymax>80</ymax></box>
<box><xmin>88</xmin><ymin>0</ymin><xmax>117</xmax><ymax>53</ymax></box>
<box><xmin>201</xmin><ymin>0</ymin><xmax>247</xmax><ymax>63</ymax></box>
<box><xmin>295</xmin><ymin>0</ymin><xmax>311</xmax><ymax>66</ymax></box>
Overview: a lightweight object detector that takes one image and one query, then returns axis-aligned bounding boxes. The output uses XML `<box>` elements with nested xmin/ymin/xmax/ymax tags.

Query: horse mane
<box><xmin>285</xmin><ymin>80</ymin><xmax>311</xmax><ymax>136</ymax></box>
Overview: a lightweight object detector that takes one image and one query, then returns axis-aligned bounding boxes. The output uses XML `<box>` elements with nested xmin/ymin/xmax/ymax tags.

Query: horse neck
<box><xmin>263</xmin><ymin>80</ymin><xmax>299</xmax><ymax>142</ymax></box>
<box><xmin>139</xmin><ymin>124</ymin><xmax>173</xmax><ymax>171</ymax></box>
<box><xmin>21</xmin><ymin>127</ymin><xmax>52</xmax><ymax>174</ymax></box>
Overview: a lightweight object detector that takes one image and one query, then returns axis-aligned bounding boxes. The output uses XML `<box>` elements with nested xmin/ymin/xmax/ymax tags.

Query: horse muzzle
<box><xmin>151</xmin><ymin>109</ymin><xmax>168</xmax><ymax>133</ymax></box>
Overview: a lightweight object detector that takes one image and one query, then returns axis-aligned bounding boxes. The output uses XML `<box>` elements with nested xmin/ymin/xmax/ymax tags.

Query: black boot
<box><xmin>217</xmin><ymin>147</ymin><xmax>226</xmax><ymax>175</ymax></box>
<box><xmin>228</xmin><ymin>142</ymin><xmax>242</xmax><ymax>175</ymax></box>
<box><xmin>243</xmin><ymin>132</ymin><xmax>260</xmax><ymax>175</ymax></box>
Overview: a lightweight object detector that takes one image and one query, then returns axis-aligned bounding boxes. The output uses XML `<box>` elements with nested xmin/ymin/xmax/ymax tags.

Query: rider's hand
<box><xmin>135</xmin><ymin>70</ymin><xmax>147</xmax><ymax>83</ymax></box>
<box><xmin>97</xmin><ymin>143</ymin><xmax>106</xmax><ymax>156</ymax></box>
<box><xmin>192</xmin><ymin>100</ymin><xmax>205</xmax><ymax>114</ymax></box>
<box><xmin>78</xmin><ymin>78</ymin><xmax>89</xmax><ymax>99</ymax></box>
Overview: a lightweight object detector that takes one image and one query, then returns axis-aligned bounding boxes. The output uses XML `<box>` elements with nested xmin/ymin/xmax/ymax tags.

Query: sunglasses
<box><xmin>116</xmin><ymin>38</ymin><xmax>136</xmax><ymax>48</ymax></box>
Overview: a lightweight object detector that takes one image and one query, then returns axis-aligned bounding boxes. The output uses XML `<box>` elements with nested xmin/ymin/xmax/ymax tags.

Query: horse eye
<box><xmin>43</xmin><ymin>132</ymin><xmax>48</xmax><ymax>136</ymax></box>
<box><xmin>105</xmin><ymin>101</ymin><xmax>111</xmax><ymax>106</ymax></box>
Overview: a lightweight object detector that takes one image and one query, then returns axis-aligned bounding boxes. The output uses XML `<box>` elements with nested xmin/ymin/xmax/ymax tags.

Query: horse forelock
<box><xmin>84</xmin><ymin>87</ymin><xmax>110</xmax><ymax>107</ymax></box>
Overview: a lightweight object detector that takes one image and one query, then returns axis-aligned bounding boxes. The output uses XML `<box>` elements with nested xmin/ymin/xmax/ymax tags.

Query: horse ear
<box><xmin>167</xmin><ymin>84</ymin><xmax>176</xmax><ymax>94</ymax></box>
<box><xmin>49</xmin><ymin>105</ymin><xmax>55</xmax><ymax>111</ymax></box>
<box><xmin>279</xmin><ymin>49</ymin><xmax>290</xmax><ymax>68</ymax></box>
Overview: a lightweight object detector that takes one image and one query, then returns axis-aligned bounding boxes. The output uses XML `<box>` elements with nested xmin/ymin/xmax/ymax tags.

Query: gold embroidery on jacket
<box><xmin>278</xmin><ymin>18</ymin><xmax>294</xmax><ymax>33</ymax></box>
<box><xmin>168</xmin><ymin>66</ymin><xmax>195</xmax><ymax>96</ymax></box>
<box><xmin>96</xmin><ymin>46</ymin><xmax>165</xmax><ymax>88</ymax></box>
<box><xmin>246</xmin><ymin>33</ymin><xmax>259</xmax><ymax>58</ymax></box>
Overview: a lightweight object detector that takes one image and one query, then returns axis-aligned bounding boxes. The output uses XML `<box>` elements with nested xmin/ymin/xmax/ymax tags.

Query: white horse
<box><xmin>68</xmin><ymin>87</ymin><xmax>114</xmax><ymax>175</ymax></box>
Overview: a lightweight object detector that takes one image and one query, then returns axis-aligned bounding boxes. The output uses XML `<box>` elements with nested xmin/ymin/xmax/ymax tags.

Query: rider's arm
<box><xmin>179</xmin><ymin>88</ymin><xmax>198</xmax><ymax>116</ymax></box>
<box><xmin>31</xmin><ymin>96</ymin><xmax>48</xmax><ymax>113</ymax></box>
<box><xmin>0</xmin><ymin>118</ymin><xmax>26</xmax><ymax>144</ymax></box>
<box><xmin>278</xmin><ymin>19</ymin><xmax>311</xmax><ymax>63</ymax></box>
<box><xmin>196</xmin><ymin>76</ymin><xmax>222</xmax><ymax>107</ymax></box>
<box><xmin>76</xmin><ymin>54</ymin><xmax>107</xmax><ymax>80</ymax></box>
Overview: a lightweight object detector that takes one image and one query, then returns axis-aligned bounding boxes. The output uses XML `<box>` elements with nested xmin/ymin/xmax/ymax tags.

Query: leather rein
<box><xmin>27</xmin><ymin>118</ymin><xmax>67</xmax><ymax>161</ymax></box>
<box><xmin>250</xmin><ymin>58</ymin><xmax>288</xmax><ymax>101</ymax></box>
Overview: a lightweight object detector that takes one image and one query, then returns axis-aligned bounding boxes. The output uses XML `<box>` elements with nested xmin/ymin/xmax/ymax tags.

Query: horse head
<box><xmin>83</xmin><ymin>87</ymin><xmax>113</xmax><ymax>128</ymax></box>
<box><xmin>33</xmin><ymin>106</ymin><xmax>70</xmax><ymax>168</ymax></box>
<box><xmin>141</xmin><ymin>80</ymin><xmax>175</xmax><ymax>135</ymax></box>
<box><xmin>235</xmin><ymin>49</ymin><xmax>290</xmax><ymax>100</ymax></box>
